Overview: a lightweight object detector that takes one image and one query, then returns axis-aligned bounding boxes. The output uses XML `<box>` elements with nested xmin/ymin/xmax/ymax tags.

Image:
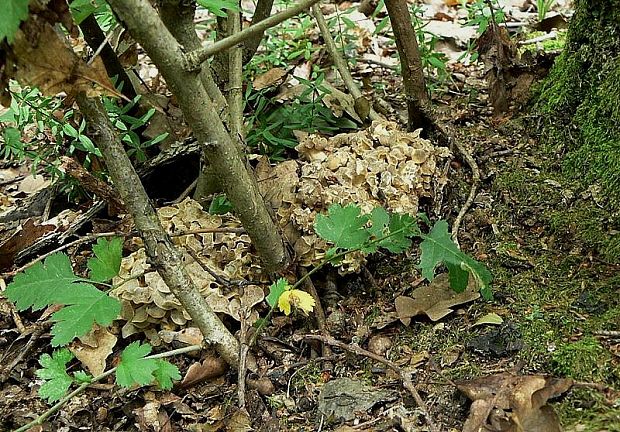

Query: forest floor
<box><xmin>2</xmin><ymin>74</ymin><xmax>619</xmax><ymax>432</ymax></box>
<box><xmin>1</xmin><ymin>2</ymin><xmax>620</xmax><ymax>431</ymax></box>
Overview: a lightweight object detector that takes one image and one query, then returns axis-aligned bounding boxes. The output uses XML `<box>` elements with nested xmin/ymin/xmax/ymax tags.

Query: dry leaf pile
<box><xmin>115</xmin><ymin>122</ymin><xmax>450</xmax><ymax>341</ymax></box>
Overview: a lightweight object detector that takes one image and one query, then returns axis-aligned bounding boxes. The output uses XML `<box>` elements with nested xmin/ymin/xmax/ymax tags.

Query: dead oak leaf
<box><xmin>8</xmin><ymin>18</ymin><xmax>119</xmax><ymax>100</ymax></box>
<box><xmin>395</xmin><ymin>273</ymin><xmax>479</xmax><ymax>324</ymax></box>
<box><xmin>456</xmin><ymin>373</ymin><xmax>573</xmax><ymax>432</ymax></box>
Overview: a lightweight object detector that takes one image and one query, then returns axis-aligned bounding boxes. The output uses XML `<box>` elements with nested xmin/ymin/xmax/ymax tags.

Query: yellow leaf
<box><xmin>278</xmin><ymin>291</ymin><xmax>292</xmax><ymax>316</ymax></box>
<box><xmin>278</xmin><ymin>290</ymin><xmax>315</xmax><ymax>316</ymax></box>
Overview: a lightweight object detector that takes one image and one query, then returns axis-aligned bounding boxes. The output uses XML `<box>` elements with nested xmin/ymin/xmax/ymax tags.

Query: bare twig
<box><xmin>0</xmin><ymin>321</ymin><xmax>53</xmax><ymax>383</ymax></box>
<box><xmin>298</xmin><ymin>267</ymin><xmax>332</xmax><ymax>362</ymax></box>
<box><xmin>228</xmin><ymin>4</ymin><xmax>244</xmax><ymax>140</ymax></box>
<box><xmin>183</xmin><ymin>0</ymin><xmax>321</xmax><ymax>70</ymax></box>
<box><xmin>242</xmin><ymin>0</ymin><xmax>275</xmax><ymax>63</ymax></box>
<box><xmin>451</xmin><ymin>139</ymin><xmax>481</xmax><ymax>247</ymax></box>
<box><xmin>13</xmin><ymin>345</ymin><xmax>202</xmax><ymax>432</ymax></box>
<box><xmin>185</xmin><ymin>245</ymin><xmax>230</xmax><ymax>287</ymax></box>
<box><xmin>60</xmin><ymin>156</ymin><xmax>125</xmax><ymax>212</ymax></box>
<box><xmin>311</xmin><ymin>4</ymin><xmax>380</xmax><ymax>122</ymax></box>
<box><xmin>3</xmin><ymin>232</ymin><xmax>121</xmax><ymax>278</ymax></box>
<box><xmin>304</xmin><ymin>334</ymin><xmax>439</xmax><ymax>432</ymax></box>
<box><xmin>175</xmin><ymin>227</ymin><xmax>246</xmax><ymax>236</ymax></box>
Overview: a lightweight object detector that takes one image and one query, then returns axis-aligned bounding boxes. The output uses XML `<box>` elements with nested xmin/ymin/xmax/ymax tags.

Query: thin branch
<box><xmin>77</xmin><ymin>92</ymin><xmax>241</xmax><ymax>366</ymax></box>
<box><xmin>13</xmin><ymin>345</ymin><xmax>202</xmax><ymax>432</ymax></box>
<box><xmin>304</xmin><ymin>334</ymin><xmax>439</xmax><ymax>432</ymax></box>
<box><xmin>3</xmin><ymin>232</ymin><xmax>121</xmax><ymax>278</ymax></box>
<box><xmin>242</xmin><ymin>0</ymin><xmax>275</xmax><ymax>63</ymax></box>
<box><xmin>183</xmin><ymin>0</ymin><xmax>321</xmax><ymax>70</ymax></box>
<box><xmin>227</xmin><ymin>4</ymin><xmax>244</xmax><ymax>139</ymax></box>
<box><xmin>0</xmin><ymin>321</ymin><xmax>53</xmax><ymax>383</ymax></box>
<box><xmin>311</xmin><ymin>4</ymin><xmax>380</xmax><ymax>122</ymax></box>
<box><xmin>107</xmin><ymin>0</ymin><xmax>289</xmax><ymax>273</ymax></box>
<box><xmin>450</xmin><ymin>140</ymin><xmax>480</xmax><ymax>247</ymax></box>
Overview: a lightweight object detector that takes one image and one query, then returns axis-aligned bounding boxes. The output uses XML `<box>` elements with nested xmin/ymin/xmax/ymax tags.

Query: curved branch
<box><xmin>183</xmin><ymin>0</ymin><xmax>321</xmax><ymax>70</ymax></box>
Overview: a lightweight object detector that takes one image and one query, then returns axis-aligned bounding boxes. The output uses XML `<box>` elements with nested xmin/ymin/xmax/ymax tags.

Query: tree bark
<box><xmin>536</xmin><ymin>0</ymin><xmax>620</xmax><ymax>217</ymax></box>
<box><xmin>107</xmin><ymin>0</ymin><xmax>289</xmax><ymax>273</ymax></box>
<box><xmin>384</xmin><ymin>0</ymin><xmax>434</xmax><ymax>132</ymax></box>
<box><xmin>75</xmin><ymin>93</ymin><xmax>240</xmax><ymax>366</ymax></box>
<box><xmin>79</xmin><ymin>14</ymin><xmax>137</xmax><ymax>101</ymax></box>
<box><xmin>242</xmin><ymin>0</ymin><xmax>275</xmax><ymax>64</ymax></box>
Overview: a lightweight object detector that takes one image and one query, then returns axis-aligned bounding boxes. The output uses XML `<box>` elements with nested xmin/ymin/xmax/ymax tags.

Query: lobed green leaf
<box><xmin>87</xmin><ymin>237</ymin><xmax>123</xmax><ymax>282</ymax></box>
<box><xmin>36</xmin><ymin>349</ymin><xmax>74</xmax><ymax>403</ymax></box>
<box><xmin>116</xmin><ymin>342</ymin><xmax>158</xmax><ymax>388</ymax></box>
<box><xmin>419</xmin><ymin>220</ymin><xmax>492</xmax><ymax>297</ymax></box>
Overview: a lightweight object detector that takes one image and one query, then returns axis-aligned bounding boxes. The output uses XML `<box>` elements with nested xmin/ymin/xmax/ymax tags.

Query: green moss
<box><xmin>534</xmin><ymin>0</ymin><xmax>620</xmax><ymax>237</ymax></box>
<box><xmin>520</xmin><ymin>30</ymin><xmax>567</xmax><ymax>54</ymax></box>
<box><xmin>551</xmin><ymin>336</ymin><xmax>614</xmax><ymax>381</ymax></box>
<box><xmin>557</xmin><ymin>388</ymin><xmax>620</xmax><ymax>432</ymax></box>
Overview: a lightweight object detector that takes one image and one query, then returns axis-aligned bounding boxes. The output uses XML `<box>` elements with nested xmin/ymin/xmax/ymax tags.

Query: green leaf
<box><xmin>378</xmin><ymin>213</ymin><xmax>419</xmax><ymax>253</ymax></box>
<box><xmin>208</xmin><ymin>194</ymin><xmax>234</xmax><ymax>215</ymax></box>
<box><xmin>0</xmin><ymin>0</ymin><xmax>29</xmax><ymax>43</ymax></box>
<box><xmin>5</xmin><ymin>253</ymin><xmax>77</xmax><ymax>311</ymax></box>
<box><xmin>87</xmin><ymin>237</ymin><xmax>123</xmax><ymax>282</ymax></box>
<box><xmin>69</xmin><ymin>0</ymin><xmax>107</xmax><ymax>24</ymax></box>
<box><xmin>36</xmin><ymin>349</ymin><xmax>74</xmax><ymax>403</ymax></box>
<box><xmin>367</xmin><ymin>207</ymin><xmax>389</xmax><ymax>238</ymax></box>
<box><xmin>116</xmin><ymin>342</ymin><xmax>159</xmax><ymax>388</ymax></box>
<box><xmin>314</xmin><ymin>204</ymin><xmax>370</xmax><ymax>250</ymax></box>
<box><xmin>419</xmin><ymin>220</ymin><xmax>492</xmax><ymax>296</ymax></box>
<box><xmin>196</xmin><ymin>0</ymin><xmax>239</xmax><ymax>17</ymax></box>
<box><xmin>50</xmin><ymin>283</ymin><xmax>121</xmax><ymax>346</ymax></box>
<box><xmin>73</xmin><ymin>370</ymin><xmax>92</xmax><ymax>384</ymax></box>
<box><xmin>266</xmin><ymin>278</ymin><xmax>290</xmax><ymax>308</ymax></box>
<box><xmin>153</xmin><ymin>360</ymin><xmax>181</xmax><ymax>390</ymax></box>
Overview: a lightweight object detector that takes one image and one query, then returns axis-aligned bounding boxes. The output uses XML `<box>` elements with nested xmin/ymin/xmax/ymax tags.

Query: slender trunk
<box><xmin>242</xmin><ymin>0</ymin><xmax>275</xmax><ymax>64</ymax></box>
<box><xmin>75</xmin><ymin>93</ymin><xmax>240</xmax><ymax>366</ymax></box>
<box><xmin>384</xmin><ymin>0</ymin><xmax>434</xmax><ymax>132</ymax></box>
<box><xmin>228</xmin><ymin>5</ymin><xmax>244</xmax><ymax>139</ymax></box>
<box><xmin>79</xmin><ymin>14</ymin><xmax>137</xmax><ymax>101</ymax></box>
<box><xmin>107</xmin><ymin>0</ymin><xmax>289</xmax><ymax>273</ymax></box>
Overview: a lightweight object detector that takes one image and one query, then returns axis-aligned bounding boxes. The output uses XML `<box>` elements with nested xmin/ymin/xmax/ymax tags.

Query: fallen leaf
<box><xmin>180</xmin><ymin>356</ymin><xmax>228</xmax><ymax>388</ymax></box>
<box><xmin>395</xmin><ymin>273</ymin><xmax>480</xmax><ymax>324</ymax></box>
<box><xmin>6</xmin><ymin>19</ymin><xmax>119</xmax><ymax>100</ymax></box>
<box><xmin>70</xmin><ymin>326</ymin><xmax>117</xmax><ymax>376</ymax></box>
<box><xmin>252</xmin><ymin>67</ymin><xmax>287</xmax><ymax>90</ymax></box>
<box><xmin>473</xmin><ymin>312</ymin><xmax>504</xmax><ymax>327</ymax></box>
<box><xmin>456</xmin><ymin>373</ymin><xmax>573</xmax><ymax>432</ymax></box>
<box><xmin>225</xmin><ymin>409</ymin><xmax>252</xmax><ymax>432</ymax></box>
<box><xmin>0</xmin><ymin>219</ymin><xmax>56</xmax><ymax>270</ymax></box>
<box><xmin>18</xmin><ymin>175</ymin><xmax>50</xmax><ymax>194</ymax></box>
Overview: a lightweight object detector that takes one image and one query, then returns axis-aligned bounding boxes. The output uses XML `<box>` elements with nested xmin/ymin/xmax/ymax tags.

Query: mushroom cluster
<box><xmin>113</xmin><ymin>121</ymin><xmax>450</xmax><ymax>341</ymax></box>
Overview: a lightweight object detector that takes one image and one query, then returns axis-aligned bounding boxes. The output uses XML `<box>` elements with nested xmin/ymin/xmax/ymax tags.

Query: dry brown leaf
<box><xmin>70</xmin><ymin>326</ymin><xmax>117</xmax><ymax>376</ymax></box>
<box><xmin>134</xmin><ymin>400</ymin><xmax>162</xmax><ymax>431</ymax></box>
<box><xmin>226</xmin><ymin>409</ymin><xmax>252</xmax><ymax>432</ymax></box>
<box><xmin>395</xmin><ymin>273</ymin><xmax>480</xmax><ymax>324</ymax></box>
<box><xmin>476</xmin><ymin>21</ymin><xmax>519</xmax><ymax>114</ymax></box>
<box><xmin>252</xmin><ymin>67</ymin><xmax>287</xmax><ymax>90</ymax></box>
<box><xmin>17</xmin><ymin>175</ymin><xmax>50</xmax><ymax>194</ymax></box>
<box><xmin>0</xmin><ymin>219</ymin><xmax>56</xmax><ymax>270</ymax></box>
<box><xmin>9</xmin><ymin>19</ymin><xmax>119</xmax><ymax>100</ymax></box>
<box><xmin>457</xmin><ymin>373</ymin><xmax>573</xmax><ymax>432</ymax></box>
<box><xmin>180</xmin><ymin>356</ymin><xmax>228</xmax><ymax>388</ymax></box>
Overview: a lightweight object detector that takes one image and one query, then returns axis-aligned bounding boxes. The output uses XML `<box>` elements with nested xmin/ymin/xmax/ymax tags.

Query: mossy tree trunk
<box><xmin>536</xmin><ymin>0</ymin><xmax>620</xmax><ymax>214</ymax></box>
